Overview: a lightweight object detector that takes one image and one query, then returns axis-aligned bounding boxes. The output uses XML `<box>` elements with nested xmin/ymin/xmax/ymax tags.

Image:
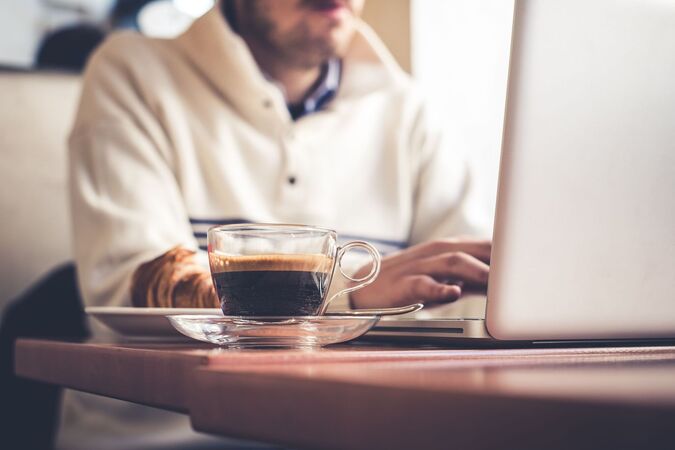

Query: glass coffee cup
<box><xmin>207</xmin><ymin>223</ymin><xmax>381</xmax><ymax>317</ymax></box>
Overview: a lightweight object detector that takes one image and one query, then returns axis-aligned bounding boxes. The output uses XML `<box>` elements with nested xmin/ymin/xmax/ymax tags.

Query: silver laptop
<box><xmin>370</xmin><ymin>0</ymin><xmax>675</xmax><ymax>343</ymax></box>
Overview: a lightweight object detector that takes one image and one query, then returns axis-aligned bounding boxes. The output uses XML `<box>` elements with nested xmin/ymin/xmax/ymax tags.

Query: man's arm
<box><xmin>69</xmin><ymin>35</ymin><xmax>207</xmax><ymax>309</ymax></box>
<box><xmin>131</xmin><ymin>247</ymin><xmax>217</xmax><ymax>308</ymax></box>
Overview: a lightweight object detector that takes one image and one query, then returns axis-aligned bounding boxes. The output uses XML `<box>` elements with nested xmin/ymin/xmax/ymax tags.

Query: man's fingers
<box><xmin>387</xmin><ymin>239</ymin><xmax>492</xmax><ymax>266</ymax></box>
<box><xmin>408</xmin><ymin>275</ymin><xmax>462</xmax><ymax>303</ymax></box>
<box><xmin>426</xmin><ymin>239</ymin><xmax>492</xmax><ymax>263</ymax></box>
<box><xmin>411</xmin><ymin>252</ymin><xmax>490</xmax><ymax>286</ymax></box>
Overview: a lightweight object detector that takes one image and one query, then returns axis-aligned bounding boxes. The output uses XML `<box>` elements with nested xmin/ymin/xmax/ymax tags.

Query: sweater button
<box><xmin>263</xmin><ymin>99</ymin><xmax>273</xmax><ymax>108</ymax></box>
<box><xmin>287</xmin><ymin>176</ymin><xmax>297</xmax><ymax>185</ymax></box>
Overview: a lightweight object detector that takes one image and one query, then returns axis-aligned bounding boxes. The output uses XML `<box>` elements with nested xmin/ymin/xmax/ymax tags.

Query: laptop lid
<box><xmin>486</xmin><ymin>0</ymin><xmax>675</xmax><ymax>340</ymax></box>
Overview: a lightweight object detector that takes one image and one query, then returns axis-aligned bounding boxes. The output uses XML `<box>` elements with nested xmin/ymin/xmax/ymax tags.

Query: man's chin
<box><xmin>315</xmin><ymin>30</ymin><xmax>354</xmax><ymax>58</ymax></box>
<box><xmin>292</xmin><ymin>50</ymin><xmax>338</xmax><ymax>69</ymax></box>
<box><xmin>284</xmin><ymin>27</ymin><xmax>354</xmax><ymax>67</ymax></box>
<box><xmin>293</xmin><ymin>40</ymin><xmax>343</xmax><ymax>65</ymax></box>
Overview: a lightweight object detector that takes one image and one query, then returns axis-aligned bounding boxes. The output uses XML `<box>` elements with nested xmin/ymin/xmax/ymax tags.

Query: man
<box><xmin>64</xmin><ymin>0</ymin><xmax>490</xmax><ymax>446</ymax></box>
<box><xmin>71</xmin><ymin>0</ymin><xmax>490</xmax><ymax>314</ymax></box>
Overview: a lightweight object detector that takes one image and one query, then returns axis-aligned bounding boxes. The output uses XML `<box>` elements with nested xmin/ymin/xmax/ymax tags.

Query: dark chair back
<box><xmin>0</xmin><ymin>264</ymin><xmax>88</xmax><ymax>449</ymax></box>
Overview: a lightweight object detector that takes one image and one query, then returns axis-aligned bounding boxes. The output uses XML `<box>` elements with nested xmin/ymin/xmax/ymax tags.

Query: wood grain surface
<box><xmin>15</xmin><ymin>339</ymin><xmax>675</xmax><ymax>449</ymax></box>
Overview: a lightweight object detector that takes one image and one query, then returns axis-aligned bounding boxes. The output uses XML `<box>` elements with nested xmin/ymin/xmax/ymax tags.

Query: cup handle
<box><xmin>318</xmin><ymin>241</ymin><xmax>381</xmax><ymax>315</ymax></box>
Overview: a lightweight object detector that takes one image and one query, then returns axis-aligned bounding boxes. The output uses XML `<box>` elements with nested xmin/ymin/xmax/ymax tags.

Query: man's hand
<box><xmin>349</xmin><ymin>238</ymin><xmax>491</xmax><ymax>309</ymax></box>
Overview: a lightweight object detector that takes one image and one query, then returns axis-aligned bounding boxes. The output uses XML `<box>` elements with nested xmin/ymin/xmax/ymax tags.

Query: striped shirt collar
<box><xmin>286</xmin><ymin>58</ymin><xmax>341</xmax><ymax>120</ymax></box>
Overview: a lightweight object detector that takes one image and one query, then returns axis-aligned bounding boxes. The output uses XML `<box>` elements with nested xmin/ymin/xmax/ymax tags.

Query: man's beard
<box><xmin>241</xmin><ymin>1</ymin><xmax>344</xmax><ymax>69</ymax></box>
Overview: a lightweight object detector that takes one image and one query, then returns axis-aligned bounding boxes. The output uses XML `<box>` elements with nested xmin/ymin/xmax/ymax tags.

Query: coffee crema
<box><xmin>209</xmin><ymin>253</ymin><xmax>334</xmax><ymax>316</ymax></box>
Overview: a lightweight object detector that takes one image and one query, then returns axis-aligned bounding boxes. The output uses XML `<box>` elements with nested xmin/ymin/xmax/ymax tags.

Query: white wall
<box><xmin>0</xmin><ymin>0</ymin><xmax>42</xmax><ymax>67</ymax></box>
<box><xmin>0</xmin><ymin>0</ymin><xmax>113</xmax><ymax>68</ymax></box>
<box><xmin>411</xmin><ymin>0</ymin><xmax>514</xmax><ymax>223</ymax></box>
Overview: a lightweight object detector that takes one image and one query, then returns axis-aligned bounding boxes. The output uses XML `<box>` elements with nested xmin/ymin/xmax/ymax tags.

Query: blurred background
<box><xmin>0</xmin><ymin>0</ymin><xmax>513</xmax><ymax>316</ymax></box>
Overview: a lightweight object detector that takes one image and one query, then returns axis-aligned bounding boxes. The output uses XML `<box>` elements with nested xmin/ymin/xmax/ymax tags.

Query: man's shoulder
<box><xmin>73</xmin><ymin>32</ymin><xmax>186</xmax><ymax>133</ymax></box>
<box><xmin>370</xmin><ymin>73</ymin><xmax>432</xmax><ymax>121</ymax></box>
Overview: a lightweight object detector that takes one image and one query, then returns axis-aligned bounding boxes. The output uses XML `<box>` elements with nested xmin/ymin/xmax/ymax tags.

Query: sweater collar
<box><xmin>173</xmin><ymin>4</ymin><xmax>407</xmax><ymax>128</ymax></box>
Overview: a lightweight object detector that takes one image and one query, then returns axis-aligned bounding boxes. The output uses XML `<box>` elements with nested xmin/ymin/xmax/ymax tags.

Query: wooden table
<box><xmin>15</xmin><ymin>339</ymin><xmax>675</xmax><ymax>450</ymax></box>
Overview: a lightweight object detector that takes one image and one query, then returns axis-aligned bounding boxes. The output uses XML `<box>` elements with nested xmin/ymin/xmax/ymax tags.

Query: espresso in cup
<box><xmin>207</xmin><ymin>224</ymin><xmax>381</xmax><ymax>317</ymax></box>
<box><xmin>209</xmin><ymin>253</ymin><xmax>333</xmax><ymax>316</ymax></box>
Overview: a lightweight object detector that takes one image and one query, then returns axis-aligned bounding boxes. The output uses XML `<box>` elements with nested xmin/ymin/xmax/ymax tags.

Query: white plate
<box><xmin>86</xmin><ymin>304</ymin><xmax>405</xmax><ymax>341</ymax></box>
<box><xmin>86</xmin><ymin>306</ymin><xmax>222</xmax><ymax>337</ymax></box>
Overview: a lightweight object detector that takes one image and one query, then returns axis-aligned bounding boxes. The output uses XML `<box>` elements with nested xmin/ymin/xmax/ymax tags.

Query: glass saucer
<box><xmin>167</xmin><ymin>314</ymin><xmax>380</xmax><ymax>348</ymax></box>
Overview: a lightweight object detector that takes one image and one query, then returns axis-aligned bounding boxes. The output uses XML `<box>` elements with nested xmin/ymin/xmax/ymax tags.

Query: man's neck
<box><xmin>242</xmin><ymin>37</ymin><xmax>323</xmax><ymax>105</ymax></box>
<box><xmin>222</xmin><ymin>0</ymin><xmax>323</xmax><ymax>105</ymax></box>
